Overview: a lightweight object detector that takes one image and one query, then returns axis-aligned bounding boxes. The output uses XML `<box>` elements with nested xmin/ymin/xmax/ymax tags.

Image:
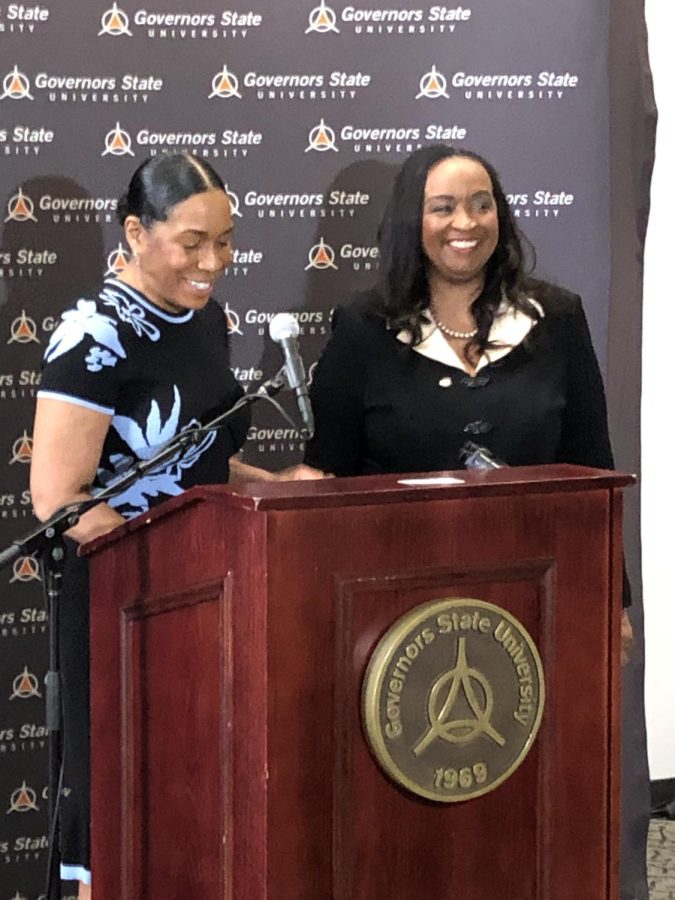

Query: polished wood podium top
<box><xmin>84</xmin><ymin>463</ymin><xmax>633</xmax><ymax>555</ymax></box>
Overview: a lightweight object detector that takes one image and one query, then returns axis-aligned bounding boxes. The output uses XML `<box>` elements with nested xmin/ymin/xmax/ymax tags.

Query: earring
<box><xmin>133</xmin><ymin>251</ymin><xmax>140</xmax><ymax>267</ymax></box>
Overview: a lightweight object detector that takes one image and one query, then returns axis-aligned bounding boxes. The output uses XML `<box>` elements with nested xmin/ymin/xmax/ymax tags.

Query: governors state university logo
<box><xmin>362</xmin><ymin>597</ymin><xmax>544</xmax><ymax>802</ymax></box>
<box><xmin>305</xmin><ymin>1</ymin><xmax>472</xmax><ymax>36</ymax></box>
<box><xmin>5</xmin><ymin>188</ymin><xmax>37</xmax><ymax>222</ymax></box>
<box><xmin>10</xmin><ymin>665</ymin><xmax>42</xmax><ymax>699</ymax></box>
<box><xmin>0</xmin><ymin>66</ymin><xmax>33</xmax><ymax>100</ymax></box>
<box><xmin>98</xmin><ymin>2</ymin><xmax>262</xmax><ymax>39</ymax></box>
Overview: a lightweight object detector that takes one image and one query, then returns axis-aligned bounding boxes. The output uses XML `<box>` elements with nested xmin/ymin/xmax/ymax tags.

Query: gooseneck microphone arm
<box><xmin>0</xmin><ymin>365</ymin><xmax>298</xmax><ymax>572</ymax></box>
<box><xmin>0</xmin><ymin>379</ymin><xmax>274</xmax><ymax>570</ymax></box>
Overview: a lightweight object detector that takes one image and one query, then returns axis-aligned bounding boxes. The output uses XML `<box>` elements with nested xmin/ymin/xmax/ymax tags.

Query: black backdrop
<box><xmin>0</xmin><ymin>1</ymin><xmax>653</xmax><ymax>896</ymax></box>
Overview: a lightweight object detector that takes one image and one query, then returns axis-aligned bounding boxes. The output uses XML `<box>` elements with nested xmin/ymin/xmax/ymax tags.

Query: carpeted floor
<box><xmin>648</xmin><ymin>819</ymin><xmax>675</xmax><ymax>898</ymax></box>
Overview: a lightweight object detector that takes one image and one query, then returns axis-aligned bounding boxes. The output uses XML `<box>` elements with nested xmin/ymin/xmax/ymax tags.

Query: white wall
<box><xmin>642</xmin><ymin>0</ymin><xmax>675</xmax><ymax>780</ymax></box>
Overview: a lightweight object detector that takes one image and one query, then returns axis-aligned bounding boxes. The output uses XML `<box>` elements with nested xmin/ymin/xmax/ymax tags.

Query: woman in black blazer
<box><xmin>305</xmin><ymin>143</ymin><xmax>632</xmax><ymax>654</ymax></box>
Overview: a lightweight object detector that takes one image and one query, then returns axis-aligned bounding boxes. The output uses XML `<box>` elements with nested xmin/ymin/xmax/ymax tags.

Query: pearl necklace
<box><xmin>428</xmin><ymin>305</ymin><xmax>478</xmax><ymax>340</ymax></box>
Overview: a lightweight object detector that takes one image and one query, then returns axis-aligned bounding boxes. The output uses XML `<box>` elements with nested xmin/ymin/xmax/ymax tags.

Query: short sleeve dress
<box><xmin>37</xmin><ymin>278</ymin><xmax>249</xmax><ymax>884</ymax></box>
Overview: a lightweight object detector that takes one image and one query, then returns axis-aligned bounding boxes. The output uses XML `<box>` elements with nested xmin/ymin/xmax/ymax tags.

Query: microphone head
<box><xmin>269</xmin><ymin>313</ymin><xmax>299</xmax><ymax>343</ymax></box>
<box><xmin>459</xmin><ymin>441</ymin><xmax>505</xmax><ymax>470</ymax></box>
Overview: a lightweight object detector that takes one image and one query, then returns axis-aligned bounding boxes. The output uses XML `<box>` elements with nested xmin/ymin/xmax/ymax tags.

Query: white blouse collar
<box><xmin>396</xmin><ymin>299</ymin><xmax>544</xmax><ymax>373</ymax></box>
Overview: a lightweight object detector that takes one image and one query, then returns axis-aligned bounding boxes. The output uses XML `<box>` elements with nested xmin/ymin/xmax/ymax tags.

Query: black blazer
<box><xmin>305</xmin><ymin>283</ymin><xmax>614</xmax><ymax>478</ymax></box>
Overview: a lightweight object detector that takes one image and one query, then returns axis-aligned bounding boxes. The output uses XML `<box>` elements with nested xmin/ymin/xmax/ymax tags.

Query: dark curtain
<box><xmin>609</xmin><ymin>0</ymin><xmax>656</xmax><ymax>897</ymax></box>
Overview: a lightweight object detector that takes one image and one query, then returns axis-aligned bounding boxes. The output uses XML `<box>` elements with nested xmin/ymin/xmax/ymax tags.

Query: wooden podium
<box><xmin>85</xmin><ymin>464</ymin><xmax>632</xmax><ymax>900</ymax></box>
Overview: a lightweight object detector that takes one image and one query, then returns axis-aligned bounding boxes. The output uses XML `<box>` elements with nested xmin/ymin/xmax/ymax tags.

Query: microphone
<box><xmin>460</xmin><ymin>441</ymin><xmax>506</xmax><ymax>470</ymax></box>
<box><xmin>268</xmin><ymin>313</ymin><xmax>315</xmax><ymax>439</ymax></box>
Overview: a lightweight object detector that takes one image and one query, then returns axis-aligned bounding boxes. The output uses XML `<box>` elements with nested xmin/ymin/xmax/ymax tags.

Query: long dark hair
<box><xmin>375</xmin><ymin>144</ymin><xmax>538</xmax><ymax>354</ymax></box>
<box><xmin>116</xmin><ymin>153</ymin><xmax>225</xmax><ymax>227</ymax></box>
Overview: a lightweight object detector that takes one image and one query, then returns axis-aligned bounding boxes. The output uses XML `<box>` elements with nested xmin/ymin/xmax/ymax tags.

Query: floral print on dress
<box><xmin>44</xmin><ymin>299</ymin><xmax>126</xmax><ymax>366</ymax></box>
<box><xmin>99</xmin><ymin>386</ymin><xmax>218</xmax><ymax>515</ymax></box>
<box><xmin>112</xmin><ymin>386</ymin><xmax>182</xmax><ymax>459</ymax></box>
<box><xmin>85</xmin><ymin>346</ymin><xmax>119</xmax><ymax>372</ymax></box>
<box><xmin>100</xmin><ymin>287</ymin><xmax>161</xmax><ymax>341</ymax></box>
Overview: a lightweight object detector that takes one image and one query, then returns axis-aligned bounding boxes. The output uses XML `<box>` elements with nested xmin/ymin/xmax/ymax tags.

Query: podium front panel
<box><xmin>262</xmin><ymin>489</ymin><xmax>614</xmax><ymax>900</ymax></box>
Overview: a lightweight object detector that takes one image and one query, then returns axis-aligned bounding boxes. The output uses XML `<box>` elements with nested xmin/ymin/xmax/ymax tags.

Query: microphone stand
<box><xmin>0</xmin><ymin>368</ymin><xmax>288</xmax><ymax>900</ymax></box>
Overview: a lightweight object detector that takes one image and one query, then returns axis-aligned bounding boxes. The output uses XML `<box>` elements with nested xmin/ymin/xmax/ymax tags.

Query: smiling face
<box><xmin>123</xmin><ymin>189</ymin><xmax>233</xmax><ymax>313</ymax></box>
<box><xmin>421</xmin><ymin>156</ymin><xmax>499</xmax><ymax>288</ymax></box>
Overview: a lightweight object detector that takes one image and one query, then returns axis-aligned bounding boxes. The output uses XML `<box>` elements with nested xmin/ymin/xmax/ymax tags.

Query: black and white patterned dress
<box><xmin>37</xmin><ymin>278</ymin><xmax>249</xmax><ymax>883</ymax></box>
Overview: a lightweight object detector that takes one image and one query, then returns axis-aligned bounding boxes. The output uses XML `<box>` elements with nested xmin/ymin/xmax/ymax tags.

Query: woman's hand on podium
<box><xmin>229</xmin><ymin>456</ymin><xmax>332</xmax><ymax>483</ymax></box>
<box><xmin>276</xmin><ymin>464</ymin><xmax>333</xmax><ymax>481</ymax></box>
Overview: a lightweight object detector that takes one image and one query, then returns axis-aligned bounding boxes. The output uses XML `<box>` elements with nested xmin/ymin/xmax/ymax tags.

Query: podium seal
<box><xmin>362</xmin><ymin>598</ymin><xmax>545</xmax><ymax>802</ymax></box>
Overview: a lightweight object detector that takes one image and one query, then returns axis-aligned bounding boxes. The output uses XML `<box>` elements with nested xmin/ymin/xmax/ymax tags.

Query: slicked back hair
<box><xmin>117</xmin><ymin>153</ymin><xmax>226</xmax><ymax>227</ymax></box>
